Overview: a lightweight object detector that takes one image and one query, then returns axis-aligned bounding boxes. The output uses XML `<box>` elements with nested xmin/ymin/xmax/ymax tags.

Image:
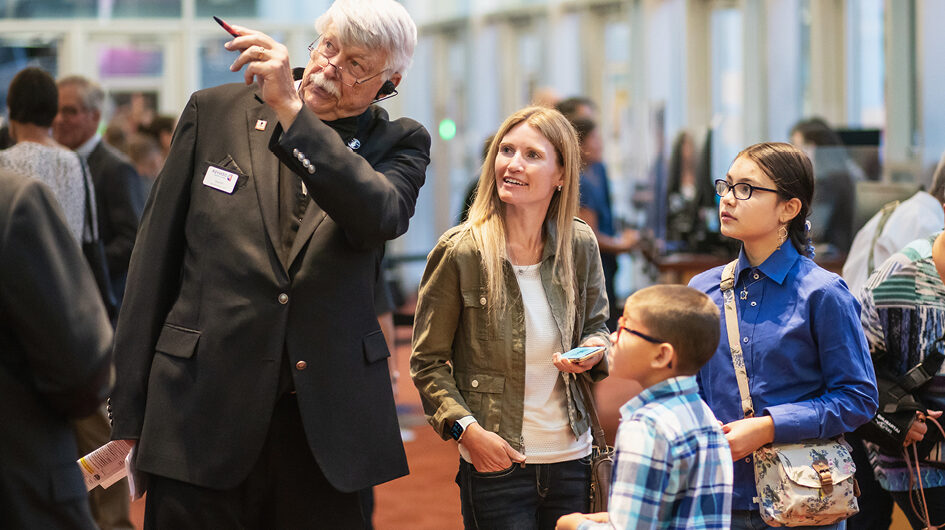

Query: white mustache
<box><xmin>309</xmin><ymin>71</ymin><xmax>340</xmax><ymax>98</ymax></box>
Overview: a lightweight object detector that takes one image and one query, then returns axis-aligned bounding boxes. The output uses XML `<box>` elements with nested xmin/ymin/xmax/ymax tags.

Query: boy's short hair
<box><xmin>626</xmin><ymin>285</ymin><xmax>720</xmax><ymax>374</ymax></box>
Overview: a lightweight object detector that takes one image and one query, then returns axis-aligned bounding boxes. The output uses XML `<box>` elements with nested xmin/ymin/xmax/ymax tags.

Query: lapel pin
<box><xmin>255</xmin><ymin>119</ymin><xmax>267</xmax><ymax>131</ymax></box>
<box><xmin>347</xmin><ymin>138</ymin><xmax>361</xmax><ymax>150</ymax></box>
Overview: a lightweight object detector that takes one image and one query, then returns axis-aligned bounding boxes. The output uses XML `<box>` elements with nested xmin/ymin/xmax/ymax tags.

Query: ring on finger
<box><xmin>254</xmin><ymin>45</ymin><xmax>266</xmax><ymax>59</ymax></box>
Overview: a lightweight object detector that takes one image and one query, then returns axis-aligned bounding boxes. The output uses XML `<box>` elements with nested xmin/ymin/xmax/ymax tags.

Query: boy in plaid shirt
<box><xmin>557</xmin><ymin>285</ymin><xmax>733</xmax><ymax>529</ymax></box>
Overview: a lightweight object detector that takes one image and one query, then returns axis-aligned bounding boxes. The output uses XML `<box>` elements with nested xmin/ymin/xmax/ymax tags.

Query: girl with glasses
<box><xmin>689</xmin><ymin>142</ymin><xmax>878</xmax><ymax>529</ymax></box>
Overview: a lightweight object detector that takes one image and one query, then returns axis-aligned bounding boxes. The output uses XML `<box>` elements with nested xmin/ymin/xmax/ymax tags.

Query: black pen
<box><xmin>213</xmin><ymin>16</ymin><xmax>240</xmax><ymax>37</ymax></box>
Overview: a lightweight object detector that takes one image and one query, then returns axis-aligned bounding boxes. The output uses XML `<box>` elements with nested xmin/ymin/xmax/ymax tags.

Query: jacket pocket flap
<box><xmin>771</xmin><ymin>441</ymin><xmax>856</xmax><ymax>487</ymax></box>
<box><xmin>363</xmin><ymin>329</ymin><xmax>390</xmax><ymax>363</ymax></box>
<box><xmin>155</xmin><ymin>324</ymin><xmax>200</xmax><ymax>359</ymax></box>
<box><xmin>455</xmin><ymin>372</ymin><xmax>504</xmax><ymax>393</ymax></box>
<box><xmin>461</xmin><ymin>288</ymin><xmax>486</xmax><ymax>308</ymax></box>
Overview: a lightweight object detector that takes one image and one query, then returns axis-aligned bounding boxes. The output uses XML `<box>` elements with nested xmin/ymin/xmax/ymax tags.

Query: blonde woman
<box><xmin>411</xmin><ymin>106</ymin><xmax>610</xmax><ymax>529</ymax></box>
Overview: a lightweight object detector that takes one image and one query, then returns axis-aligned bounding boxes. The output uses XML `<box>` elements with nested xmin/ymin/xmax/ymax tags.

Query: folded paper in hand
<box><xmin>77</xmin><ymin>439</ymin><xmax>134</xmax><ymax>491</ymax></box>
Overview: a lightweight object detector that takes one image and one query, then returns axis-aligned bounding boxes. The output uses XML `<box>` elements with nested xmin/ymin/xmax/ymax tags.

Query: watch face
<box><xmin>450</xmin><ymin>422</ymin><xmax>463</xmax><ymax>441</ymax></box>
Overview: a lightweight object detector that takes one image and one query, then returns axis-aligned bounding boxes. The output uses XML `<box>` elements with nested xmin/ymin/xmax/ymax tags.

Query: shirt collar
<box><xmin>75</xmin><ymin>133</ymin><xmax>101</xmax><ymax>159</ymax></box>
<box><xmin>623</xmin><ymin>375</ymin><xmax>699</xmax><ymax>413</ymax></box>
<box><xmin>735</xmin><ymin>242</ymin><xmax>800</xmax><ymax>286</ymax></box>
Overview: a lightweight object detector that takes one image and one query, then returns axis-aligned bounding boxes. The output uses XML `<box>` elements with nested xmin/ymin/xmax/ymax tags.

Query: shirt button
<box><xmin>750</xmin><ymin>301</ymin><xmax>757</xmax><ymax>306</ymax></box>
<box><xmin>479</xmin><ymin>297</ymin><xmax>487</xmax><ymax>306</ymax></box>
<box><xmin>296</xmin><ymin>360</ymin><xmax>307</xmax><ymax>370</ymax></box>
<box><xmin>753</xmin><ymin>273</ymin><xmax>760</xmax><ymax>280</ymax></box>
<box><xmin>471</xmin><ymin>380</ymin><xmax>479</xmax><ymax>388</ymax></box>
<box><xmin>278</xmin><ymin>293</ymin><xmax>289</xmax><ymax>304</ymax></box>
<box><xmin>742</xmin><ymin>337</ymin><xmax>749</xmax><ymax>343</ymax></box>
<box><xmin>745</xmin><ymin>457</ymin><xmax>751</xmax><ymax>463</ymax></box>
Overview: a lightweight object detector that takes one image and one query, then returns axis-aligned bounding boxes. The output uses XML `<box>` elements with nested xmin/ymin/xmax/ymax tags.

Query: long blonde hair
<box><xmin>464</xmin><ymin>106</ymin><xmax>581</xmax><ymax>334</ymax></box>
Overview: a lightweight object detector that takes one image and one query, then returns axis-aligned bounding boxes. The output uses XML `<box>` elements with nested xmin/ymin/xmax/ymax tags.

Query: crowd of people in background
<box><xmin>1</xmin><ymin>1</ymin><xmax>944</xmax><ymax>526</ymax></box>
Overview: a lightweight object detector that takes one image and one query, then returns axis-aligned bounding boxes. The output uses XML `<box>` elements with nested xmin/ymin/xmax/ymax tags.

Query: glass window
<box><xmin>199</xmin><ymin>38</ymin><xmax>249</xmax><ymax>89</ymax></box>
<box><xmin>710</xmin><ymin>7</ymin><xmax>744</xmax><ymax>187</ymax></box>
<box><xmin>97</xmin><ymin>44</ymin><xmax>164</xmax><ymax>78</ymax></box>
<box><xmin>0</xmin><ymin>38</ymin><xmax>59</xmax><ymax>114</ymax></box>
<box><xmin>0</xmin><ymin>0</ymin><xmax>95</xmax><ymax>19</ymax></box>
<box><xmin>845</xmin><ymin>0</ymin><xmax>884</xmax><ymax>128</ymax></box>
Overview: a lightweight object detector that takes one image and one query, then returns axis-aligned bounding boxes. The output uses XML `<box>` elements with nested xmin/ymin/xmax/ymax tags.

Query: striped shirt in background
<box><xmin>859</xmin><ymin>232</ymin><xmax>945</xmax><ymax>491</ymax></box>
<box><xmin>578</xmin><ymin>376</ymin><xmax>733</xmax><ymax>530</ymax></box>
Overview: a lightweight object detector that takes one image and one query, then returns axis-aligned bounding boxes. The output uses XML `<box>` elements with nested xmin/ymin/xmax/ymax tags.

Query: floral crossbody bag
<box><xmin>720</xmin><ymin>260</ymin><xmax>860</xmax><ymax>527</ymax></box>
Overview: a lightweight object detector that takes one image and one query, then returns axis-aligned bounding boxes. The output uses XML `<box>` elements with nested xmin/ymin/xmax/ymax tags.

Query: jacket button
<box><xmin>471</xmin><ymin>379</ymin><xmax>479</xmax><ymax>388</ymax></box>
<box><xmin>278</xmin><ymin>293</ymin><xmax>289</xmax><ymax>304</ymax></box>
<box><xmin>296</xmin><ymin>360</ymin><xmax>307</xmax><ymax>370</ymax></box>
<box><xmin>292</xmin><ymin>148</ymin><xmax>299</xmax><ymax>157</ymax></box>
<box><xmin>479</xmin><ymin>297</ymin><xmax>486</xmax><ymax>306</ymax></box>
<box><xmin>296</xmin><ymin>151</ymin><xmax>305</xmax><ymax>160</ymax></box>
<box><xmin>307</xmin><ymin>165</ymin><xmax>315</xmax><ymax>174</ymax></box>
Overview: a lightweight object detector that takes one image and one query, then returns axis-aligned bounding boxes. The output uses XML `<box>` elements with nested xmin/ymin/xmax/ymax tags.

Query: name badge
<box><xmin>203</xmin><ymin>165</ymin><xmax>239</xmax><ymax>194</ymax></box>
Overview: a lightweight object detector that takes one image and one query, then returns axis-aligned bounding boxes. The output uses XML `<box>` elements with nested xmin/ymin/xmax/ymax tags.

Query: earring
<box><xmin>776</xmin><ymin>224</ymin><xmax>788</xmax><ymax>250</ymax></box>
<box><xmin>556</xmin><ymin>185</ymin><xmax>563</xmax><ymax>192</ymax></box>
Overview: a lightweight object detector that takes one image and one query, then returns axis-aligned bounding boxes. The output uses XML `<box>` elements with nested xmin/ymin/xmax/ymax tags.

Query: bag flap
<box><xmin>772</xmin><ymin>441</ymin><xmax>856</xmax><ymax>487</ymax></box>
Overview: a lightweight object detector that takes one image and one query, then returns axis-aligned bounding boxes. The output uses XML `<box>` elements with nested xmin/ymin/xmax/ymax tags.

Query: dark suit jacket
<box><xmin>110</xmin><ymin>83</ymin><xmax>430</xmax><ymax>492</ymax></box>
<box><xmin>0</xmin><ymin>169</ymin><xmax>113</xmax><ymax>528</ymax></box>
<box><xmin>87</xmin><ymin>140</ymin><xmax>144</xmax><ymax>304</ymax></box>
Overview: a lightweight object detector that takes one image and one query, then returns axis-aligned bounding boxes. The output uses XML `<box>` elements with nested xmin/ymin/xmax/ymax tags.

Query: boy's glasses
<box><xmin>615</xmin><ymin>318</ymin><xmax>665</xmax><ymax>344</ymax></box>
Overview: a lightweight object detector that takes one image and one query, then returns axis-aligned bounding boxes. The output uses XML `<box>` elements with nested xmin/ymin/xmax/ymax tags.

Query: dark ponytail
<box><xmin>736</xmin><ymin>142</ymin><xmax>815</xmax><ymax>258</ymax></box>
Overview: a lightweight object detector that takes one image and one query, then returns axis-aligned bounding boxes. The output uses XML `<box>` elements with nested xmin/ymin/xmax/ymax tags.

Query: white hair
<box><xmin>315</xmin><ymin>0</ymin><xmax>417</xmax><ymax>75</ymax></box>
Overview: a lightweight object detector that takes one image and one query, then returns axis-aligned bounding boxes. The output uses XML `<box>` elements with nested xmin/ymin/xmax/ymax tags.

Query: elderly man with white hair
<box><xmin>107</xmin><ymin>1</ymin><xmax>430</xmax><ymax>526</ymax></box>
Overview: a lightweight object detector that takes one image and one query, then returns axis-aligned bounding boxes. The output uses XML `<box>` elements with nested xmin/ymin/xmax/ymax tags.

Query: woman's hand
<box><xmin>460</xmin><ymin>422</ymin><xmax>526</xmax><ymax>472</ymax></box>
<box><xmin>552</xmin><ymin>336</ymin><xmax>608</xmax><ymax>374</ymax></box>
<box><xmin>722</xmin><ymin>416</ymin><xmax>775</xmax><ymax>461</ymax></box>
<box><xmin>904</xmin><ymin>410</ymin><xmax>944</xmax><ymax>446</ymax></box>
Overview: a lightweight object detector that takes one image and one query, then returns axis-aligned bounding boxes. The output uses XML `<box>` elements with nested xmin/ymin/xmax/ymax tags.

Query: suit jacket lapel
<box><xmin>246</xmin><ymin>98</ymin><xmax>286</xmax><ymax>273</ymax></box>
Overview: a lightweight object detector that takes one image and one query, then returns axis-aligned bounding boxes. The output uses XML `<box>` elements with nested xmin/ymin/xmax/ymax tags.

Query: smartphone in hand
<box><xmin>560</xmin><ymin>346</ymin><xmax>604</xmax><ymax>363</ymax></box>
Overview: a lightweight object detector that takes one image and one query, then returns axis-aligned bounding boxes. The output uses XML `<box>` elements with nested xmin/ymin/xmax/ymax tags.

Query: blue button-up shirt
<box><xmin>689</xmin><ymin>243</ymin><xmax>878</xmax><ymax>510</ymax></box>
<box><xmin>578</xmin><ymin>376</ymin><xmax>732</xmax><ymax>529</ymax></box>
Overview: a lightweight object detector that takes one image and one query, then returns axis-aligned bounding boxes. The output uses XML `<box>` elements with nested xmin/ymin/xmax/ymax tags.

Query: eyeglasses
<box><xmin>714</xmin><ymin>179</ymin><xmax>779</xmax><ymax>200</ymax></box>
<box><xmin>307</xmin><ymin>36</ymin><xmax>389</xmax><ymax>88</ymax></box>
<box><xmin>615</xmin><ymin>317</ymin><xmax>665</xmax><ymax>344</ymax></box>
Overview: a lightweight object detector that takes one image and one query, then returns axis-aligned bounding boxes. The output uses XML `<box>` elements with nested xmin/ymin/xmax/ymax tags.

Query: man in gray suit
<box><xmin>109</xmin><ymin>1</ymin><xmax>430</xmax><ymax>527</ymax></box>
<box><xmin>0</xmin><ymin>168</ymin><xmax>113</xmax><ymax>529</ymax></box>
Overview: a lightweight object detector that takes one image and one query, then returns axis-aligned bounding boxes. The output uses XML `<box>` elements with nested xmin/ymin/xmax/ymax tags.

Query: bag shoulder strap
<box><xmin>867</xmin><ymin>199</ymin><xmax>901</xmax><ymax>276</ymax></box>
<box><xmin>720</xmin><ymin>260</ymin><xmax>756</xmax><ymax>418</ymax></box>
<box><xmin>77</xmin><ymin>152</ymin><xmax>98</xmax><ymax>242</ymax></box>
<box><xmin>578</xmin><ymin>376</ymin><xmax>609</xmax><ymax>451</ymax></box>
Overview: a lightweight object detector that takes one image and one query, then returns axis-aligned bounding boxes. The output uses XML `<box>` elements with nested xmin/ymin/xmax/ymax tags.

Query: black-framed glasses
<box><xmin>714</xmin><ymin>179</ymin><xmax>779</xmax><ymax>200</ymax></box>
<box><xmin>307</xmin><ymin>36</ymin><xmax>389</xmax><ymax>88</ymax></box>
<box><xmin>615</xmin><ymin>318</ymin><xmax>665</xmax><ymax>344</ymax></box>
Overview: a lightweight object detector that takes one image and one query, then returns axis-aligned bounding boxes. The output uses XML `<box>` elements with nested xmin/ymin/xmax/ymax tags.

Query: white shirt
<box><xmin>842</xmin><ymin>191</ymin><xmax>944</xmax><ymax>297</ymax></box>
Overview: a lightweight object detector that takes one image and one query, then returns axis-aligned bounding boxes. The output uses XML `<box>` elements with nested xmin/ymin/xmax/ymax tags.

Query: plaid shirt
<box><xmin>579</xmin><ymin>376</ymin><xmax>732</xmax><ymax>529</ymax></box>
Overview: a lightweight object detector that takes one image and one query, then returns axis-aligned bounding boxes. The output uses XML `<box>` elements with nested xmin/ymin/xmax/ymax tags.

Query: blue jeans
<box><xmin>455</xmin><ymin>457</ymin><xmax>591</xmax><ymax>530</ymax></box>
<box><xmin>731</xmin><ymin>510</ymin><xmax>847</xmax><ymax>530</ymax></box>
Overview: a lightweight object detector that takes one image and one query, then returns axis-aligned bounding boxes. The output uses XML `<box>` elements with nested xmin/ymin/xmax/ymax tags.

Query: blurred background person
<box><xmin>0</xmin><ymin>67</ymin><xmax>85</xmax><ymax>242</ymax></box>
<box><xmin>125</xmin><ymin>132</ymin><xmax>165</xmax><ymax>204</ymax></box>
<box><xmin>843</xmin><ymin>152</ymin><xmax>945</xmax><ymax>298</ymax></box>
<box><xmin>411</xmin><ymin>106</ymin><xmax>610</xmax><ymax>529</ymax></box>
<box><xmin>53</xmin><ymin>75</ymin><xmax>144</xmax><ymax>307</ymax></box>
<box><xmin>790</xmin><ymin>117</ymin><xmax>861</xmax><ymax>257</ymax></box>
<box><xmin>858</xmin><ymin>228</ymin><xmax>945</xmax><ymax>530</ymax></box>
<box><xmin>138</xmin><ymin>113</ymin><xmax>176</xmax><ymax>159</ymax></box>
<box><xmin>664</xmin><ymin>130</ymin><xmax>717</xmax><ymax>254</ymax></box>
<box><xmin>0</xmin><ymin>167</ymin><xmax>114</xmax><ymax>529</ymax></box>
<box><xmin>572</xmin><ymin>116</ymin><xmax>639</xmax><ymax>331</ymax></box>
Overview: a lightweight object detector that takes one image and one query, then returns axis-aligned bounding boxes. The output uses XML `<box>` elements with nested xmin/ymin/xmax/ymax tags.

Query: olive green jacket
<box><xmin>410</xmin><ymin>219</ymin><xmax>610</xmax><ymax>452</ymax></box>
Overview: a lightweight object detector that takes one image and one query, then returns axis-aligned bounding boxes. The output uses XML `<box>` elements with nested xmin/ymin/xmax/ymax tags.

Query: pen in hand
<box><xmin>214</xmin><ymin>16</ymin><xmax>240</xmax><ymax>37</ymax></box>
